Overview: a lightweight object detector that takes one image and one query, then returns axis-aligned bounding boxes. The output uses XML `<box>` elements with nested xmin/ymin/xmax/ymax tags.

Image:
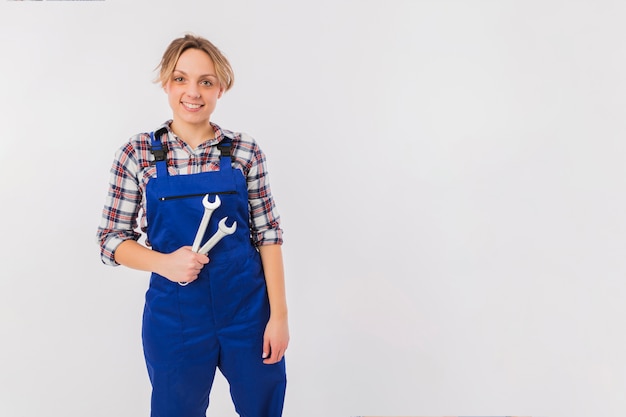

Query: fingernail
<box><xmin>262</xmin><ymin>352</ymin><xmax>268</xmax><ymax>358</ymax></box>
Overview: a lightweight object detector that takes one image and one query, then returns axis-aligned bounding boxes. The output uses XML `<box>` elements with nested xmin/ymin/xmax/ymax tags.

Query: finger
<box><xmin>263</xmin><ymin>348</ymin><xmax>283</xmax><ymax>365</ymax></box>
<box><xmin>262</xmin><ymin>337</ymin><xmax>270</xmax><ymax>360</ymax></box>
<box><xmin>265</xmin><ymin>339</ymin><xmax>280</xmax><ymax>363</ymax></box>
<box><xmin>194</xmin><ymin>253</ymin><xmax>209</xmax><ymax>264</ymax></box>
<box><xmin>272</xmin><ymin>347</ymin><xmax>283</xmax><ymax>363</ymax></box>
<box><xmin>271</xmin><ymin>346</ymin><xmax>280</xmax><ymax>362</ymax></box>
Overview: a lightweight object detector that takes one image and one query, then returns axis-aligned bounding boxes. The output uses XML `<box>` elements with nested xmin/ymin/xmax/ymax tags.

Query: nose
<box><xmin>186</xmin><ymin>85</ymin><xmax>201</xmax><ymax>99</ymax></box>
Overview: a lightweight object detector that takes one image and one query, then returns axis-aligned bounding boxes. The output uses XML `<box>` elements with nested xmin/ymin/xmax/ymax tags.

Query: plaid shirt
<box><xmin>96</xmin><ymin>121</ymin><xmax>283</xmax><ymax>266</ymax></box>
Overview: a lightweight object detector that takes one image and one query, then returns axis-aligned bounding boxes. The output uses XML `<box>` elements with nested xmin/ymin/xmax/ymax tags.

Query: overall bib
<box><xmin>142</xmin><ymin>128</ymin><xmax>286</xmax><ymax>417</ymax></box>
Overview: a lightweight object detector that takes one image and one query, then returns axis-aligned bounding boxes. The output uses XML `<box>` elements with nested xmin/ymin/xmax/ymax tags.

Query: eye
<box><xmin>173</xmin><ymin>76</ymin><xmax>184</xmax><ymax>82</ymax></box>
<box><xmin>200</xmin><ymin>80</ymin><xmax>213</xmax><ymax>87</ymax></box>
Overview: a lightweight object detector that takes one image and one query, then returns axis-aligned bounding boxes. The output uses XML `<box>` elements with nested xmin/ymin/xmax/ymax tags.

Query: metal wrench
<box><xmin>191</xmin><ymin>194</ymin><xmax>221</xmax><ymax>253</ymax></box>
<box><xmin>198</xmin><ymin>217</ymin><xmax>237</xmax><ymax>255</ymax></box>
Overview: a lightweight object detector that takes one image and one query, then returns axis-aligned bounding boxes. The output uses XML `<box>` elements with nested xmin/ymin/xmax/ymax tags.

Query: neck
<box><xmin>170</xmin><ymin>120</ymin><xmax>215</xmax><ymax>148</ymax></box>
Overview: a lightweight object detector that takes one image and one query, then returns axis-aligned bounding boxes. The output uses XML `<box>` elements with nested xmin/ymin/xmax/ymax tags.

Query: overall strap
<box><xmin>150</xmin><ymin>127</ymin><xmax>169</xmax><ymax>178</ymax></box>
<box><xmin>217</xmin><ymin>137</ymin><xmax>234</xmax><ymax>172</ymax></box>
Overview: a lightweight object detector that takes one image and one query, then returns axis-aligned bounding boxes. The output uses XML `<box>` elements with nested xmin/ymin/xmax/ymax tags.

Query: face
<box><xmin>164</xmin><ymin>48</ymin><xmax>224</xmax><ymax>129</ymax></box>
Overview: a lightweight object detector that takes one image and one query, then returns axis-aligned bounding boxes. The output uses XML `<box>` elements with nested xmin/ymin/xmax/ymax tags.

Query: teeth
<box><xmin>183</xmin><ymin>102</ymin><xmax>202</xmax><ymax>109</ymax></box>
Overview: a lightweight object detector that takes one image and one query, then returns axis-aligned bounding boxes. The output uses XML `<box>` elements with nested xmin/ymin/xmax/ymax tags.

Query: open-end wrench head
<box><xmin>217</xmin><ymin>217</ymin><xmax>237</xmax><ymax>234</ymax></box>
<box><xmin>202</xmin><ymin>194</ymin><xmax>221</xmax><ymax>209</ymax></box>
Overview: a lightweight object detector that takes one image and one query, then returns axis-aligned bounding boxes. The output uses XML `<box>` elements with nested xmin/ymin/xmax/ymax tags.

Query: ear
<box><xmin>218</xmin><ymin>86</ymin><xmax>225</xmax><ymax>99</ymax></box>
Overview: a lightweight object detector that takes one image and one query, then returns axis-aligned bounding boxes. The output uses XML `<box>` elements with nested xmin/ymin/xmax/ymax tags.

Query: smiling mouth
<box><xmin>182</xmin><ymin>102</ymin><xmax>203</xmax><ymax>110</ymax></box>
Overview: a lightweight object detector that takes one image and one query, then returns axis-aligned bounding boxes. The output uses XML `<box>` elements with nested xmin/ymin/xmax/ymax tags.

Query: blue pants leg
<box><xmin>146</xmin><ymin>357</ymin><xmax>219</xmax><ymax>417</ymax></box>
<box><xmin>218</xmin><ymin>330</ymin><xmax>287</xmax><ymax>417</ymax></box>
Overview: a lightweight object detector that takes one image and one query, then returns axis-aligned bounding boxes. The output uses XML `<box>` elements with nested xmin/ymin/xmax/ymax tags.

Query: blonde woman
<box><xmin>97</xmin><ymin>34</ymin><xmax>288</xmax><ymax>417</ymax></box>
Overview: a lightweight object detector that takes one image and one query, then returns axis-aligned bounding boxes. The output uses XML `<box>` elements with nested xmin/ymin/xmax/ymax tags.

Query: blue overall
<box><xmin>142</xmin><ymin>128</ymin><xmax>286</xmax><ymax>417</ymax></box>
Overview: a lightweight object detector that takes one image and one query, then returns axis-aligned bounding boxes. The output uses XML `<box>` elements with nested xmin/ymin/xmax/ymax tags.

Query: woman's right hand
<box><xmin>158</xmin><ymin>246</ymin><xmax>209</xmax><ymax>284</ymax></box>
<box><xmin>114</xmin><ymin>241</ymin><xmax>209</xmax><ymax>284</ymax></box>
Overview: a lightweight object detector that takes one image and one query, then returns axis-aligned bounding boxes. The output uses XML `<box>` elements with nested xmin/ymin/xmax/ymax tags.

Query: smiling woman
<box><xmin>163</xmin><ymin>49</ymin><xmax>225</xmax><ymax>148</ymax></box>
<box><xmin>96</xmin><ymin>34</ymin><xmax>288</xmax><ymax>417</ymax></box>
<box><xmin>154</xmin><ymin>36</ymin><xmax>234</xmax><ymax>148</ymax></box>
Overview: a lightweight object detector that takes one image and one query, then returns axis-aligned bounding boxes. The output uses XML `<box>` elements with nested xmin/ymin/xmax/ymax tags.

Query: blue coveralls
<box><xmin>142</xmin><ymin>128</ymin><xmax>287</xmax><ymax>417</ymax></box>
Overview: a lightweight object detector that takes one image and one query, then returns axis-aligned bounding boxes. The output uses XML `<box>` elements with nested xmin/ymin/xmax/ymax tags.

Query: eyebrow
<box><xmin>172</xmin><ymin>69</ymin><xmax>218</xmax><ymax>78</ymax></box>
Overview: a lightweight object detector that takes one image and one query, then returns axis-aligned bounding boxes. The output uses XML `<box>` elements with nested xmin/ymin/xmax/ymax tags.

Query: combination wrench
<box><xmin>191</xmin><ymin>194</ymin><xmax>221</xmax><ymax>253</ymax></box>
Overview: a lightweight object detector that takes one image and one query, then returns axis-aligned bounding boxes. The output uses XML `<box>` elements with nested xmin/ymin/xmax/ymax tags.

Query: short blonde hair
<box><xmin>155</xmin><ymin>34</ymin><xmax>234</xmax><ymax>91</ymax></box>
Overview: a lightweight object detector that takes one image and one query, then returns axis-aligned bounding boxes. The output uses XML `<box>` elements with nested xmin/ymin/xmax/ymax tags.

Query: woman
<box><xmin>97</xmin><ymin>34</ymin><xmax>288</xmax><ymax>417</ymax></box>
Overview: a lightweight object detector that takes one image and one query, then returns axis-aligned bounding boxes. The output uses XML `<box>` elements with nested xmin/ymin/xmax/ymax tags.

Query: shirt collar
<box><xmin>158</xmin><ymin>120</ymin><xmax>225</xmax><ymax>150</ymax></box>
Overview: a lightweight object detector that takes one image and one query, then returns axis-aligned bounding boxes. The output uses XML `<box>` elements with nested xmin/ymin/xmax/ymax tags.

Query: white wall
<box><xmin>1</xmin><ymin>1</ymin><xmax>625</xmax><ymax>416</ymax></box>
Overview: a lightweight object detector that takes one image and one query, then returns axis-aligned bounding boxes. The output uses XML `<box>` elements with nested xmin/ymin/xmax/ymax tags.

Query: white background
<box><xmin>1</xmin><ymin>1</ymin><xmax>625</xmax><ymax>416</ymax></box>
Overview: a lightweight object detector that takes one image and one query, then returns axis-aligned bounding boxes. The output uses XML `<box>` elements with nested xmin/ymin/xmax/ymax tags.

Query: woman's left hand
<box><xmin>262</xmin><ymin>315</ymin><xmax>289</xmax><ymax>364</ymax></box>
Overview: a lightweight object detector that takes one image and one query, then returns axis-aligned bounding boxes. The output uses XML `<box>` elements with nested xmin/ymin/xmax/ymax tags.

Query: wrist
<box><xmin>270</xmin><ymin>308</ymin><xmax>288</xmax><ymax>321</ymax></box>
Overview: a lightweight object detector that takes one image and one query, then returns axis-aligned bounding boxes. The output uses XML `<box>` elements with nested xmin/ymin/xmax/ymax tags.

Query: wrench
<box><xmin>198</xmin><ymin>217</ymin><xmax>237</xmax><ymax>255</ymax></box>
<box><xmin>191</xmin><ymin>194</ymin><xmax>221</xmax><ymax>253</ymax></box>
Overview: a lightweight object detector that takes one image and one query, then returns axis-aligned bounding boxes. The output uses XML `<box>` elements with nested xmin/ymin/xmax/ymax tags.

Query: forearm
<box><xmin>114</xmin><ymin>240</ymin><xmax>166</xmax><ymax>273</ymax></box>
<box><xmin>114</xmin><ymin>240</ymin><xmax>209</xmax><ymax>284</ymax></box>
<box><xmin>258</xmin><ymin>244</ymin><xmax>288</xmax><ymax>319</ymax></box>
<box><xmin>258</xmin><ymin>244</ymin><xmax>289</xmax><ymax>363</ymax></box>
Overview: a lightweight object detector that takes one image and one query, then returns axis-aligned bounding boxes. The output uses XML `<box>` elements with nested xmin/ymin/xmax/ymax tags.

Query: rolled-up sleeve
<box><xmin>243</xmin><ymin>135</ymin><xmax>283</xmax><ymax>246</ymax></box>
<box><xmin>96</xmin><ymin>143</ymin><xmax>143</xmax><ymax>265</ymax></box>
